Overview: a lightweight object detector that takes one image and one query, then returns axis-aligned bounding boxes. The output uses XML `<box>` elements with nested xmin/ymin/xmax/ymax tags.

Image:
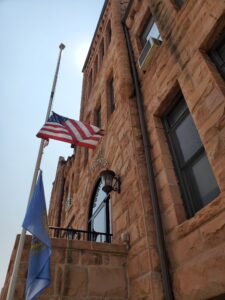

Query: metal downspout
<box><xmin>122</xmin><ymin>22</ymin><xmax>174</xmax><ymax>300</ymax></box>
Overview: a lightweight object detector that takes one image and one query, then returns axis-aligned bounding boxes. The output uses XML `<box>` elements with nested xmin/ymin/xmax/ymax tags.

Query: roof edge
<box><xmin>82</xmin><ymin>0</ymin><xmax>109</xmax><ymax>72</ymax></box>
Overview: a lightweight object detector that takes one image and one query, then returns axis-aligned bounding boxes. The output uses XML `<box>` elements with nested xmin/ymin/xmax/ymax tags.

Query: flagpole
<box><xmin>6</xmin><ymin>43</ymin><xmax>65</xmax><ymax>300</ymax></box>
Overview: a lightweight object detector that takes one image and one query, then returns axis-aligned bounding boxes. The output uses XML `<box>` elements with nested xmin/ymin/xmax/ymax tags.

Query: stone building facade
<box><xmin>2</xmin><ymin>0</ymin><xmax>225</xmax><ymax>299</ymax></box>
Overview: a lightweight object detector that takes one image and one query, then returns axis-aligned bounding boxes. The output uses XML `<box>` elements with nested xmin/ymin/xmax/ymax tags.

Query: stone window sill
<box><xmin>168</xmin><ymin>191</ymin><xmax>225</xmax><ymax>241</ymax></box>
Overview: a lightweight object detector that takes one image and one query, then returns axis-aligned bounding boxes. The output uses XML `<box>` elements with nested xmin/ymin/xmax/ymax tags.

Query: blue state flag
<box><xmin>22</xmin><ymin>171</ymin><xmax>51</xmax><ymax>300</ymax></box>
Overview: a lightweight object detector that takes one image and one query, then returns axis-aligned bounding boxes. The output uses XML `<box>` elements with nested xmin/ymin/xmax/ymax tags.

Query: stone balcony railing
<box><xmin>1</xmin><ymin>235</ymin><xmax>128</xmax><ymax>300</ymax></box>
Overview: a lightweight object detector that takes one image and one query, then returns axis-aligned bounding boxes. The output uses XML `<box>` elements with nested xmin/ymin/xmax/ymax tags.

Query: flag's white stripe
<box><xmin>45</xmin><ymin>121</ymin><xmax>64</xmax><ymax>128</ymax></box>
<box><xmin>43</xmin><ymin>124</ymin><xmax>68</xmax><ymax>133</ymax></box>
<box><xmin>76</xmin><ymin>121</ymin><xmax>93</xmax><ymax>137</ymax></box>
<box><xmin>90</xmin><ymin>124</ymin><xmax>100</xmax><ymax>132</ymax></box>
<box><xmin>81</xmin><ymin>134</ymin><xmax>102</xmax><ymax>145</ymax></box>
<box><xmin>76</xmin><ymin>121</ymin><xmax>100</xmax><ymax>133</ymax></box>
<box><xmin>83</xmin><ymin>134</ymin><xmax>103</xmax><ymax>141</ymax></box>
<box><xmin>80</xmin><ymin>139</ymin><xmax>99</xmax><ymax>146</ymax></box>
<box><xmin>77</xmin><ymin>121</ymin><xmax>100</xmax><ymax>135</ymax></box>
<box><xmin>66</xmin><ymin>121</ymin><xmax>84</xmax><ymax>141</ymax></box>
<box><xmin>91</xmin><ymin>134</ymin><xmax>103</xmax><ymax>138</ymax></box>
<box><xmin>39</xmin><ymin>130</ymin><xmax>73</xmax><ymax>141</ymax></box>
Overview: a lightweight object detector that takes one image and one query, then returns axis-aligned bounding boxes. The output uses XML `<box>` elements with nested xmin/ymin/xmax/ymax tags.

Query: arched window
<box><xmin>88</xmin><ymin>178</ymin><xmax>111</xmax><ymax>243</ymax></box>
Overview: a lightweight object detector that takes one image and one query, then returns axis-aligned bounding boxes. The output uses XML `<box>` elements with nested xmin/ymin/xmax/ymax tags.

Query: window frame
<box><xmin>99</xmin><ymin>39</ymin><xmax>105</xmax><ymax>67</ymax></box>
<box><xmin>95</xmin><ymin>105</ymin><xmax>101</xmax><ymax>128</ymax></box>
<box><xmin>163</xmin><ymin>95</ymin><xmax>220</xmax><ymax>217</ymax></box>
<box><xmin>140</xmin><ymin>15</ymin><xmax>154</xmax><ymax>48</ymax></box>
<box><xmin>106</xmin><ymin>20</ymin><xmax>112</xmax><ymax>48</ymax></box>
<box><xmin>83</xmin><ymin>148</ymin><xmax>89</xmax><ymax>166</ymax></box>
<box><xmin>87</xmin><ymin>69</ymin><xmax>93</xmax><ymax>97</ymax></box>
<box><xmin>94</xmin><ymin>56</ymin><xmax>98</xmax><ymax>80</ymax></box>
<box><xmin>174</xmin><ymin>0</ymin><xmax>185</xmax><ymax>8</ymax></box>
<box><xmin>209</xmin><ymin>34</ymin><xmax>225</xmax><ymax>80</ymax></box>
<box><xmin>108</xmin><ymin>76</ymin><xmax>115</xmax><ymax>115</ymax></box>
<box><xmin>207</xmin><ymin>293</ymin><xmax>225</xmax><ymax>300</ymax></box>
<box><xmin>139</xmin><ymin>14</ymin><xmax>161</xmax><ymax>50</ymax></box>
<box><xmin>88</xmin><ymin>179</ymin><xmax>111</xmax><ymax>243</ymax></box>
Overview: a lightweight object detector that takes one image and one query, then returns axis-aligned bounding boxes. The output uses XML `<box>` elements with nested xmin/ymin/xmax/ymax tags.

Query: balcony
<box><xmin>49</xmin><ymin>226</ymin><xmax>113</xmax><ymax>243</ymax></box>
<box><xmin>1</xmin><ymin>231</ymin><xmax>128</xmax><ymax>299</ymax></box>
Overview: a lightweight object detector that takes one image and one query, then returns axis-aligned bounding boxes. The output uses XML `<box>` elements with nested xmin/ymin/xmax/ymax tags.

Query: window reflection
<box><xmin>88</xmin><ymin>179</ymin><xmax>111</xmax><ymax>242</ymax></box>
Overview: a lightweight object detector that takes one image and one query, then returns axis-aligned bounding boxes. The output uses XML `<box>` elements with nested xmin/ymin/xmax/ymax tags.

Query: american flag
<box><xmin>37</xmin><ymin>112</ymin><xmax>104</xmax><ymax>149</ymax></box>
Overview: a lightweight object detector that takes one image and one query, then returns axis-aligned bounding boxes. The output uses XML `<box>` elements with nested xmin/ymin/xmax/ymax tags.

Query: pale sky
<box><xmin>0</xmin><ymin>0</ymin><xmax>104</xmax><ymax>289</ymax></box>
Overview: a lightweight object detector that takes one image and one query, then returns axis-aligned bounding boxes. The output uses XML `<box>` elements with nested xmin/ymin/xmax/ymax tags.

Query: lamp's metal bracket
<box><xmin>113</xmin><ymin>175</ymin><xmax>121</xmax><ymax>193</ymax></box>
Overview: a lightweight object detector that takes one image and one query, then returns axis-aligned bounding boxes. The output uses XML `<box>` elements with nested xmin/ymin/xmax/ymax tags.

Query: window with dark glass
<box><xmin>94</xmin><ymin>56</ymin><xmax>98</xmax><ymax>79</ymax></box>
<box><xmin>209</xmin><ymin>34</ymin><xmax>225</xmax><ymax>80</ymax></box>
<box><xmin>84</xmin><ymin>148</ymin><xmax>89</xmax><ymax>166</ymax></box>
<box><xmin>95</xmin><ymin>106</ymin><xmax>101</xmax><ymax>128</ymax></box>
<box><xmin>163</xmin><ymin>95</ymin><xmax>220</xmax><ymax>217</ymax></box>
<box><xmin>88</xmin><ymin>70</ymin><xmax>92</xmax><ymax>97</ymax></box>
<box><xmin>88</xmin><ymin>179</ymin><xmax>111</xmax><ymax>243</ymax></box>
<box><xmin>108</xmin><ymin>77</ymin><xmax>115</xmax><ymax>114</ymax></box>
<box><xmin>207</xmin><ymin>293</ymin><xmax>225</xmax><ymax>300</ymax></box>
<box><xmin>140</xmin><ymin>14</ymin><xmax>161</xmax><ymax>49</ymax></box>
<box><xmin>99</xmin><ymin>39</ymin><xmax>104</xmax><ymax>67</ymax></box>
<box><xmin>174</xmin><ymin>0</ymin><xmax>185</xmax><ymax>7</ymax></box>
<box><xmin>106</xmin><ymin>21</ymin><xmax>112</xmax><ymax>47</ymax></box>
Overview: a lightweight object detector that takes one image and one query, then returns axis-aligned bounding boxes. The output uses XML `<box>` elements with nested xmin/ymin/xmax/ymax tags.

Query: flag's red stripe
<box><xmin>37</xmin><ymin>133</ymin><xmax>73</xmax><ymax>144</ymax></box>
<box><xmin>41</xmin><ymin>126</ymin><xmax>70</xmax><ymax>135</ymax></box>
<box><xmin>74</xmin><ymin>120</ymin><xmax>98</xmax><ymax>135</ymax></box>
<box><xmin>36</xmin><ymin>113</ymin><xmax>104</xmax><ymax>150</ymax></box>
<box><xmin>84</xmin><ymin>123</ymin><xmax>96</xmax><ymax>135</ymax></box>
<box><xmin>67</xmin><ymin>120</ymin><xmax>90</xmax><ymax>140</ymax></box>
<box><xmin>99</xmin><ymin>130</ymin><xmax>104</xmax><ymax>136</ymax></box>
<box><xmin>77</xmin><ymin>135</ymin><xmax>103</xmax><ymax>149</ymax></box>
<box><xmin>83</xmin><ymin>136</ymin><xmax>102</xmax><ymax>141</ymax></box>
<box><xmin>45</xmin><ymin>122</ymin><xmax>65</xmax><ymax>129</ymax></box>
<box><xmin>77</xmin><ymin>141</ymin><xmax>96</xmax><ymax>149</ymax></box>
<box><xmin>38</xmin><ymin>129</ymin><xmax>73</xmax><ymax>141</ymax></box>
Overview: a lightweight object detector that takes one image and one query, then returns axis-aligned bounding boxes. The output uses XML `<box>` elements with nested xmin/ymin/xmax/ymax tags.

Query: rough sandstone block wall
<box><xmin>46</xmin><ymin>0</ymin><xmax>225</xmax><ymax>299</ymax></box>
<box><xmin>62</xmin><ymin>1</ymin><xmax>165</xmax><ymax>299</ymax></box>
<box><xmin>1</xmin><ymin>235</ymin><xmax>128</xmax><ymax>300</ymax></box>
<box><xmin>126</xmin><ymin>0</ymin><xmax>225</xmax><ymax>299</ymax></box>
<box><xmin>41</xmin><ymin>1</ymin><xmax>164</xmax><ymax>299</ymax></box>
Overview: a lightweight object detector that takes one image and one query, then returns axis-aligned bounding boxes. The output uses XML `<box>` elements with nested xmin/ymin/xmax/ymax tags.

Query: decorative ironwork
<box><xmin>49</xmin><ymin>226</ymin><xmax>112</xmax><ymax>243</ymax></box>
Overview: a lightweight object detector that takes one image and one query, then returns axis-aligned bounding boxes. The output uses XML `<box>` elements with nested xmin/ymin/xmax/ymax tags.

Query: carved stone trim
<box><xmin>89</xmin><ymin>151</ymin><xmax>109</xmax><ymax>174</ymax></box>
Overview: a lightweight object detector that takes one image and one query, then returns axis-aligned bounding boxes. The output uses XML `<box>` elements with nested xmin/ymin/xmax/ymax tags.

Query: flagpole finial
<box><xmin>59</xmin><ymin>43</ymin><xmax>66</xmax><ymax>50</ymax></box>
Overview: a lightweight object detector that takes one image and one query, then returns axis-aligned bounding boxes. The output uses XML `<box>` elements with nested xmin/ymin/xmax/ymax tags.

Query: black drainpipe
<box><xmin>122</xmin><ymin>21</ymin><xmax>174</xmax><ymax>300</ymax></box>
